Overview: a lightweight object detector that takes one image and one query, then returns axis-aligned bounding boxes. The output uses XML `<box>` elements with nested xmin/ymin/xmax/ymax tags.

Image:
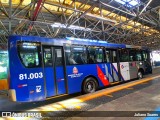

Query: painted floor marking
<box><xmin>110</xmin><ymin>82</ymin><xmax>120</xmax><ymax>85</ymax></box>
<box><xmin>105</xmin><ymin>94</ymin><xmax>113</xmax><ymax>97</ymax></box>
<box><xmin>78</xmin><ymin>75</ymin><xmax>160</xmax><ymax>102</ymax></box>
<box><xmin>140</xmin><ymin>82</ymin><xmax>148</xmax><ymax>84</ymax></box>
<box><xmin>126</xmin><ymin>87</ymin><xmax>134</xmax><ymax>90</ymax></box>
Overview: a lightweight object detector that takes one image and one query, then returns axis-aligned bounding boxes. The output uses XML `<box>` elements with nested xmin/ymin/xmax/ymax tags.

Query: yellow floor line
<box><xmin>78</xmin><ymin>75</ymin><xmax>160</xmax><ymax>102</ymax></box>
<box><xmin>126</xmin><ymin>87</ymin><xmax>134</xmax><ymax>90</ymax></box>
<box><xmin>140</xmin><ymin>82</ymin><xmax>148</xmax><ymax>84</ymax></box>
<box><xmin>46</xmin><ymin>94</ymin><xmax>68</xmax><ymax>100</ymax></box>
<box><xmin>110</xmin><ymin>82</ymin><xmax>120</xmax><ymax>85</ymax></box>
<box><xmin>105</xmin><ymin>94</ymin><xmax>113</xmax><ymax>97</ymax></box>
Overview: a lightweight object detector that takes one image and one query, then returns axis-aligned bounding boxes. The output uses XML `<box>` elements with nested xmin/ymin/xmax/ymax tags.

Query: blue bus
<box><xmin>8</xmin><ymin>35</ymin><xmax>152</xmax><ymax>102</ymax></box>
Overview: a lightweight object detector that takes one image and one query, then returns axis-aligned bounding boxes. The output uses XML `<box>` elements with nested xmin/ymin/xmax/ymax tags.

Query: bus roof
<box><xmin>9</xmin><ymin>35</ymin><xmax>148</xmax><ymax>49</ymax></box>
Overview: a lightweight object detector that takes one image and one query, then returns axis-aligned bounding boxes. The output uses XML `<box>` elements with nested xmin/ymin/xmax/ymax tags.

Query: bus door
<box><xmin>43</xmin><ymin>46</ymin><xmax>66</xmax><ymax>97</ymax></box>
<box><xmin>128</xmin><ymin>49</ymin><xmax>138</xmax><ymax>79</ymax></box>
<box><xmin>105</xmin><ymin>49</ymin><xmax>120</xmax><ymax>83</ymax></box>
<box><xmin>110</xmin><ymin>50</ymin><xmax>120</xmax><ymax>82</ymax></box>
<box><xmin>119</xmin><ymin>49</ymin><xmax>130</xmax><ymax>81</ymax></box>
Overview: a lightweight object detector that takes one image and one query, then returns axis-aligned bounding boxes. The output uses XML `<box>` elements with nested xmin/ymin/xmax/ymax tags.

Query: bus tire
<box><xmin>137</xmin><ymin>70</ymin><xmax>143</xmax><ymax>79</ymax></box>
<box><xmin>82</xmin><ymin>77</ymin><xmax>98</xmax><ymax>94</ymax></box>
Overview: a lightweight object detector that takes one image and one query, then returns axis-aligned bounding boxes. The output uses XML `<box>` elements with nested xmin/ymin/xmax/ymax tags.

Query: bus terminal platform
<box><xmin>0</xmin><ymin>67</ymin><xmax>160</xmax><ymax>120</ymax></box>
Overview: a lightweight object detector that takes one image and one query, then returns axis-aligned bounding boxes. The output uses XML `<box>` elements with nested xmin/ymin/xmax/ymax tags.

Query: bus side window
<box><xmin>64</xmin><ymin>45</ymin><xmax>71</xmax><ymax>65</ymax></box>
<box><xmin>142</xmin><ymin>50</ymin><xmax>148</xmax><ymax>61</ymax></box>
<box><xmin>68</xmin><ymin>54</ymin><xmax>77</xmax><ymax>65</ymax></box>
<box><xmin>88</xmin><ymin>47</ymin><xmax>96</xmax><ymax>64</ymax></box>
<box><xmin>112</xmin><ymin>50</ymin><xmax>117</xmax><ymax>63</ymax></box>
<box><xmin>88</xmin><ymin>55</ymin><xmax>95</xmax><ymax>63</ymax></box>
<box><xmin>44</xmin><ymin>48</ymin><xmax>53</xmax><ymax>67</ymax></box>
<box><xmin>105</xmin><ymin>50</ymin><xmax>110</xmax><ymax>62</ymax></box>
<box><xmin>136</xmin><ymin>50</ymin><xmax>142</xmax><ymax>61</ymax></box>
<box><xmin>95</xmin><ymin>48</ymin><xmax>103</xmax><ymax>63</ymax></box>
<box><xmin>55</xmin><ymin>48</ymin><xmax>63</xmax><ymax>66</ymax></box>
<box><xmin>75</xmin><ymin>53</ymin><xmax>87</xmax><ymax>64</ymax></box>
<box><xmin>71</xmin><ymin>45</ymin><xmax>87</xmax><ymax>64</ymax></box>
<box><xmin>129</xmin><ymin>49</ymin><xmax>136</xmax><ymax>61</ymax></box>
<box><xmin>120</xmin><ymin>49</ymin><xmax>129</xmax><ymax>62</ymax></box>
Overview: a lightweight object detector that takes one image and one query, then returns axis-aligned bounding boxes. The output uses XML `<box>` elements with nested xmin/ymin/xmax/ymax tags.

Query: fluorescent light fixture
<box><xmin>129</xmin><ymin>0</ymin><xmax>139</xmax><ymax>6</ymax></box>
<box><xmin>86</xmin><ymin>13</ymin><xmax>117</xmax><ymax>24</ymax></box>
<box><xmin>22</xmin><ymin>43</ymin><xmax>37</xmax><ymax>48</ymax></box>
<box><xmin>22</xmin><ymin>46</ymin><xmax>36</xmax><ymax>48</ymax></box>
<box><xmin>66</xmin><ymin>37</ymin><xmax>107</xmax><ymax>43</ymax></box>
<box><xmin>115</xmin><ymin>0</ymin><xmax>125</xmax><ymax>5</ymax></box>
<box><xmin>51</xmin><ymin>22</ymin><xmax>91</xmax><ymax>31</ymax></box>
<box><xmin>114</xmin><ymin>0</ymin><xmax>138</xmax><ymax>6</ymax></box>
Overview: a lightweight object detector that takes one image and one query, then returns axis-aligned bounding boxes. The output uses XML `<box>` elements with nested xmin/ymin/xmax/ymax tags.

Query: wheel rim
<box><xmin>138</xmin><ymin>72</ymin><xmax>142</xmax><ymax>79</ymax></box>
<box><xmin>86</xmin><ymin>81</ymin><xmax>95</xmax><ymax>92</ymax></box>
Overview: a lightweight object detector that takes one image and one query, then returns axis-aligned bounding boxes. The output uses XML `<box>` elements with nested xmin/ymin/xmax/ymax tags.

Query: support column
<box><xmin>9</xmin><ymin>0</ymin><xmax>12</xmax><ymax>35</ymax></box>
<box><xmin>159</xmin><ymin>8</ymin><xmax>160</xmax><ymax>21</ymax></box>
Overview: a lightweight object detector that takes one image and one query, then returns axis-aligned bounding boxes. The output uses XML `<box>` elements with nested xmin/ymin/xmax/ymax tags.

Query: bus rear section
<box><xmin>119</xmin><ymin>48</ymin><xmax>152</xmax><ymax>81</ymax></box>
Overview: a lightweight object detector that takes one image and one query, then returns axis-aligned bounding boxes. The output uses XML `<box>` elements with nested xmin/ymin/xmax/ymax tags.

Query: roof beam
<box><xmin>139</xmin><ymin>0</ymin><xmax>153</xmax><ymax>15</ymax></box>
<box><xmin>67</xmin><ymin>4</ymin><xmax>96</xmax><ymax>27</ymax></box>
<box><xmin>27</xmin><ymin>0</ymin><xmax>45</xmax><ymax>34</ymax></box>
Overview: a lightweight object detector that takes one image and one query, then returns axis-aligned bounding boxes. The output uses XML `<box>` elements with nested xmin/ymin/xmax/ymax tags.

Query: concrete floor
<box><xmin>67</xmin><ymin>79</ymin><xmax>160</xmax><ymax>120</ymax></box>
<box><xmin>0</xmin><ymin>67</ymin><xmax>160</xmax><ymax>120</ymax></box>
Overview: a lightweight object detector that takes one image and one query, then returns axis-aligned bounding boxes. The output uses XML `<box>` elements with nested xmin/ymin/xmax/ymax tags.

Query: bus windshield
<box><xmin>17</xmin><ymin>41</ymin><xmax>41</xmax><ymax>68</ymax></box>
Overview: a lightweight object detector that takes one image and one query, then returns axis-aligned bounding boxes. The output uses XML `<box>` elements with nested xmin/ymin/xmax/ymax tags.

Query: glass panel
<box><xmin>17</xmin><ymin>42</ymin><xmax>41</xmax><ymax>68</ymax></box>
<box><xmin>64</xmin><ymin>44</ymin><xmax>71</xmax><ymax>65</ymax></box>
<box><xmin>55</xmin><ymin>48</ymin><xmax>63</xmax><ymax>66</ymax></box>
<box><xmin>68</xmin><ymin>53</ymin><xmax>77</xmax><ymax>65</ymax></box>
<box><xmin>95</xmin><ymin>48</ymin><xmax>103</xmax><ymax>63</ymax></box>
<box><xmin>88</xmin><ymin>47</ymin><xmax>104</xmax><ymax>63</ymax></box>
<box><xmin>129</xmin><ymin>49</ymin><xmax>136</xmax><ymax>61</ymax></box>
<box><xmin>105</xmin><ymin>50</ymin><xmax>111</xmax><ymax>62</ymax></box>
<box><xmin>73</xmin><ymin>46</ymin><xmax>86</xmax><ymax>64</ymax></box>
<box><xmin>142</xmin><ymin>51</ymin><xmax>148</xmax><ymax>61</ymax></box>
<box><xmin>120</xmin><ymin>49</ymin><xmax>129</xmax><ymax>62</ymax></box>
<box><xmin>112</xmin><ymin>50</ymin><xmax>117</xmax><ymax>63</ymax></box>
<box><xmin>136</xmin><ymin>50</ymin><xmax>142</xmax><ymax>61</ymax></box>
<box><xmin>44</xmin><ymin>48</ymin><xmax>53</xmax><ymax>67</ymax></box>
<box><xmin>67</xmin><ymin>45</ymin><xmax>87</xmax><ymax>65</ymax></box>
<box><xmin>88</xmin><ymin>47</ymin><xmax>96</xmax><ymax>64</ymax></box>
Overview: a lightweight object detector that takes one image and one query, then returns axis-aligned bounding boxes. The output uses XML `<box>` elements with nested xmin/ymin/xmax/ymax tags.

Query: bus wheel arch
<box><xmin>81</xmin><ymin>75</ymin><xmax>99</xmax><ymax>94</ymax></box>
<box><xmin>138</xmin><ymin>68</ymin><xmax>144</xmax><ymax>79</ymax></box>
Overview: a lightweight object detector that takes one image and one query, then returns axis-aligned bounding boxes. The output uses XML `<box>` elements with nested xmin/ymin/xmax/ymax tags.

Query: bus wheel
<box><xmin>138</xmin><ymin>71</ymin><xmax>143</xmax><ymax>79</ymax></box>
<box><xmin>82</xmin><ymin>77</ymin><xmax>98</xmax><ymax>94</ymax></box>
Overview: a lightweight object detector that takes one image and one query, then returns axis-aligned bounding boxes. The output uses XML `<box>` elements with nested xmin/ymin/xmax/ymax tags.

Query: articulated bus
<box><xmin>8</xmin><ymin>35</ymin><xmax>152</xmax><ymax>102</ymax></box>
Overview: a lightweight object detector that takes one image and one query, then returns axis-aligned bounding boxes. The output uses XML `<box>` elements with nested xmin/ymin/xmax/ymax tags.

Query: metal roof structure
<box><xmin>0</xmin><ymin>0</ymin><xmax>160</xmax><ymax>50</ymax></box>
